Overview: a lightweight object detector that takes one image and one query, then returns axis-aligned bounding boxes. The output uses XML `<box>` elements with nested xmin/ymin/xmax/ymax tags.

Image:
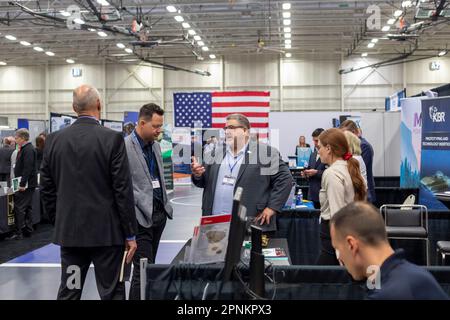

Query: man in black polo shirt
<box><xmin>330</xmin><ymin>202</ymin><xmax>448</xmax><ymax>300</ymax></box>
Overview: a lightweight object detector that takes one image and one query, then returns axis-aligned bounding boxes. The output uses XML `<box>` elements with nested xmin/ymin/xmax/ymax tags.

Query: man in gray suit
<box><xmin>125</xmin><ymin>103</ymin><xmax>173</xmax><ymax>300</ymax></box>
<box><xmin>191</xmin><ymin>114</ymin><xmax>293</xmax><ymax>231</ymax></box>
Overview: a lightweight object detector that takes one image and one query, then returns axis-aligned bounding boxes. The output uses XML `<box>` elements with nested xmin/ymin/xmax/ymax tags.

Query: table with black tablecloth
<box><xmin>274</xmin><ymin>209</ymin><xmax>450</xmax><ymax>266</ymax></box>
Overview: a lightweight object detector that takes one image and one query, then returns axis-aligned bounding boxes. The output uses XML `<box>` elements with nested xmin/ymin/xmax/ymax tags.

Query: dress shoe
<box><xmin>5</xmin><ymin>233</ymin><xmax>23</xmax><ymax>240</ymax></box>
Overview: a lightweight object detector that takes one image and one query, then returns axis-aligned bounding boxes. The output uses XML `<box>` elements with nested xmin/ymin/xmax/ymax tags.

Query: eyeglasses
<box><xmin>224</xmin><ymin>125</ymin><xmax>245</xmax><ymax>131</ymax></box>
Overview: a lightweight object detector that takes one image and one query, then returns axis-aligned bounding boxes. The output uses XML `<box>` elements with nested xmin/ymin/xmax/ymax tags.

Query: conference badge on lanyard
<box><xmin>152</xmin><ymin>179</ymin><xmax>161</xmax><ymax>189</ymax></box>
<box><xmin>222</xmin><ymin>175</ymin><xmax>236</xmax><ymax>186</ymax></box>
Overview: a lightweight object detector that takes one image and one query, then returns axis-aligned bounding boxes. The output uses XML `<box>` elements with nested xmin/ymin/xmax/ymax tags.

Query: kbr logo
<box><xmin>429</xmin><ymin>106</ymin><xmax>446</xmax><ymax>123</ymax></box>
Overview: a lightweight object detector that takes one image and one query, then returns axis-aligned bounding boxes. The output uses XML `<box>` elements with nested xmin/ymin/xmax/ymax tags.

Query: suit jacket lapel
<box><xmin>235</xmin><ymin>143</ymin><xmax>251</xmax><ymax>186</ymax></box>
<box><xmin>131</xmin><ymin>138</ymin><xmax>152</xmax><ymax>184</ymax></box>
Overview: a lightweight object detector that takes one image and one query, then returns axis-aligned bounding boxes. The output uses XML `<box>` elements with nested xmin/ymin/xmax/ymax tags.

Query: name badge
<box><xmin>222</xmin><ymin>175</ymin><xmax>236</xmax><ymax>186</ymax></box>
<box><xmin>152</xmin><ymin>179</ymin><xmax>161</xmax><ymax>189</ymax></box>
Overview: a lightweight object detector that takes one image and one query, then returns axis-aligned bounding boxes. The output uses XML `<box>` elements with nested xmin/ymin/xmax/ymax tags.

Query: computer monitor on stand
<box><xmin>249</xmin><ymin>225</ymin><xmax>265</xmax><ymax>298</ymax></box>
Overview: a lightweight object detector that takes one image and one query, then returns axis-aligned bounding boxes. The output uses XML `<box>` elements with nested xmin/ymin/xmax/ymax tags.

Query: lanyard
<box><xmin>227</xmin><ymin>152</ymin><xmax>244</xmax><ymax>175</ymax></box>
<box><xmin>132</xmin><ymin>131</ymin><xmax>156</xmax><ymax>178</ymax></box>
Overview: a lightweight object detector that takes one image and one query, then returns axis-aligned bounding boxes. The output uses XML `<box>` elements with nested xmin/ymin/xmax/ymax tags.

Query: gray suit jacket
<box><xmin>192</xmin><ymin>142</ymin><xmax>293</xmax><ymax>224</ymax></box>
<box><xmin>125</xmin><ymin>135</ymin><xmax>173</xmax><ymax>228</ymax></box>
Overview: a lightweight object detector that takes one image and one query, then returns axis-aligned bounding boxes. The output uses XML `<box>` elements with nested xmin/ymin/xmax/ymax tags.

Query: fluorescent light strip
<box><xmin>166</xmin><ymin>5</ymin><xmax>177</xmax><ymax>13</ymax></box>
<box><xmin>66</xmin><ymin>59</ymin><xmax>75</xmax><ymax>64</ymax></box>
<box><xmin>282</xmin><ymin>3</ymin><xmax>291</xmax><ymax>10</ymax></box>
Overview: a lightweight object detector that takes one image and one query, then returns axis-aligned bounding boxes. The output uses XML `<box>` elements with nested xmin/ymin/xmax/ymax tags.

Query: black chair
<box><xmin>380</xmin><ymin>204</ymin><xmax>429</xmax><ymax>265</ymax></box>
<box><xmin>437</xmin><ymin>241</ymin><xmax>450</xmax><ymax>266</ymax></box>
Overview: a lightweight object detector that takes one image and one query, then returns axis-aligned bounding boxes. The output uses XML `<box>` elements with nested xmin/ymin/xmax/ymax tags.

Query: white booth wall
<box><xmin>270</xmin><ymin>111</ymin><xmax>401</xmax><ymax>177</ymax></box>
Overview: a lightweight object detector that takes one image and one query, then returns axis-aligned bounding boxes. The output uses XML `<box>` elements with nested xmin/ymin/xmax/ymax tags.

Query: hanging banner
<box><xmin>420</xmin><ymin>97</ymin><xmax>450</xmax><ymax>209</ymax></box>
<box><xmin>400</xmin><ymin>98</ymin><xmax>423</xmax><ymax>188</ymax></box>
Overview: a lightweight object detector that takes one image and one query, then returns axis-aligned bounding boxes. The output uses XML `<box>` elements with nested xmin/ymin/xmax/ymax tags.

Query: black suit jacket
<box><xmin>192</xmin><ymin>142</ymin><xmax>293</xmax><ymax>222</ymax></box>
<box><xmin>14</xmin><ymin>143</ymin><xmax>37</xmax><ymax>188</ymax></box>
<box><xmin>307</xmin><ymin>149</ymin><xmax>326</xmax><ymax>202</ymax></box>
<box><xmin>360</xmin><ymin>137</ymin><xmax>376</xmax><ymax>202</ymax></box>
<box><xmin>40</xmin><ymin>117</ymin><xmax>137</xmax><ymax>247</ymax></box>
<box><xmin>0</xmin><ymin>147</ymin><xmax>14</xmax><ymax>175</ymax></box>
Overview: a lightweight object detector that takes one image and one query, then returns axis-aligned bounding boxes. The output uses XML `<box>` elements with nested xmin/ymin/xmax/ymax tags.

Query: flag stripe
<box><xmin>212</xmin><ymin>122</ymin><xmax>269</xmax><ymax>128</ymax></box>
<box><xmin>212</xmin><ymin>96</ymin><xmax>270</xmax><ymax>103</ymax></box>
<box><xmin>212</xmin><ymin>107</ymin><xmax>269</xmax><ymax>113</ymax></box>
<box><xmin>212</xmin><ymin>112</ymin><xmax>269</xmax><ymax>118</ymax></box>
<box><xmin>212</xmin><ymin>117</ymin><xmax>268</xmax><ymax>124</ymax></box>
<box><xmin>212</xmin><ymin>91</ymin><xmax>270</xmax><ymax>97</ymax></box>
<box><xmin>212</xmin><ymin>102</ymin><xmax>270</xmax><ymax>107</ymax></box>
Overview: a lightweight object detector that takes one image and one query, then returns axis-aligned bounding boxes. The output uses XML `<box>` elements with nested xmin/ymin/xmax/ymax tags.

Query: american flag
<box><xmin>173</xmin><ymin>91</ymin><xmax>270</xmax><ymax>140</ymax></box>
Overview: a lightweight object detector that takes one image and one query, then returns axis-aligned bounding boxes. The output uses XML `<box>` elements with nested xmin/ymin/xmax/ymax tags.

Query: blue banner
<box><xmin>420</xmin><ymin>97</ymin><xmax>450</xmax><ymax>209</ymax></box>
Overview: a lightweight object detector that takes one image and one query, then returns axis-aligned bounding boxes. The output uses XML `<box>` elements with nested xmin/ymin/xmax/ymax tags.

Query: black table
<box><xmin>275</xmin><ymin>209</ymin><xmax>450</xmax><ymax>266</ymax></box>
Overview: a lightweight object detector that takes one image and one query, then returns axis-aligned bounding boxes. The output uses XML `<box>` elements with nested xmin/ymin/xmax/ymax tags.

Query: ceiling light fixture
<box><xmin>387</xmin><ymin>18</ymin><xmax>396</xmax><ymax>25</ymax></box>
<box><xmin>193</xmin><ymin>35</ymin><xmax>202</xmax><ymax>41</ymax></box>
<box><xmin>282</xmin><ymin>3</ymin><xmax>291</xmax><ymax>10</ymax></box>
<box><xmin>174</xmin><ymin>15</ymin><xmax>184</xmax><ymax>22</ymax></box>
<box><xmin>60</xmin><ymin>11</ymin><xmax>71</xmax><ymax>17</ymax></box>
<box><xmin>0</xmin><ymin>61</ymin><xmax>7</xmax><ymax>66</ymax></box>
<box><xmin>88</xmin><ymin>28</ymin><xmax>97</xmax><ymax>32</ymax></box>
<box><xmin>96</xmin><ymin>0</ymin><xmax>110</xmax><ymax>6</ymax></box>
<box><xmin>394</xmin><ymin>10</ymin><xmax>403</xmax><ymax>17</ymax></box>
<box><xmin>285</xmin><ymin>44</ymin><xmax>291</xmax><ymax>49</ymax></box>
<box><xmin>285</xmin><ymin>39</ymin><xmax>292</xmax><ymax>45</ymax></box>
<box><xmin>371</xmin><ymin>38</ymin><xmax>379</xmax><ymax>43</ymax></box>
<box><xmin>20</xmin><ymin>41</ymin><xmax>31</xmax><ymax>46</ymax></box>
<box><xmin>283</xmin><ymin>12</ymin><xmax>291</xmax><ymax>19</ymax></box>
<box><xmin>188</xmin><ymin>29</ymin><xmax>196</xmax><ymax>35</ymax></box>
<box><xmin>285</xmin><ymin>52</ymin><xmax>292</xmax><ymax>58</ymax></box>
<box><xmin>438</xmin><ymin>50</ymin><xmax>448</xmax><ymax>56</ymax></box>
<box><xmin>285</xmin><ymin>33</ymin><xmax>291</xmax><ymax>39</ymax></box>
<box><xmin>33</xmin><ymin>46</ymin><xmax>44</xmax><ymax>52</ymax></box>
<box><xmin>45</xmin><ymin>51</ymin><xmax>55</xmax><ymax>56</ymax></box>
<box><xmin>197</xmin><ymin>41</ymin><xmax>205</xmax><ymax>46</ymax></box>
<box><xmin>73</xmin><ymin>18</ymin><xmax>85</xmax><ymax>24</ymax></box>
<box><xmin>209</xmin><ymin>54</ymin><xmax>216</xmax><ymax>59</ymax></box>
<box><xmin>382</xmin><ymin>26</ymin><xmax>391</xmax><ymax>32</ymax></box>
<box><xmin>202</xmin><ymin>46</ymin><xmax>209</xmax><ymax>51</ymax></box>
<box><xmin>368</xmin><ymin>42</ymin><xmax>375</xmax><ymax>48</ymax></box>
<box><xmin>97</xmin><ymin>31</ymin><xmax>108</xmax><ymax>37</ymax></box>
<box><xmin>124</xmin><ymin>48</ymin><xmax>133</xmax><ymax>53</ymax></box>
<box><xmin>166</xmin><ymin>5</ymin><xmax>177</xmax><ymax>13</ymax></box>
<box><xmin>116</xmin><ymin>43</ymin><xmax>125</xmax><ymax>49</ymax></box>
<box><xmin>66</xmin><ymin>59</ymin><xmax>75</xmax><ymax>64</ymax></box>
<box><xmin>361</xmin><ymin>53</ymin><xmax>368</xmax><ymax>57</ymax></box>
<box><xmin>5</xmin><ymin>35</ymin><xmax>16</xmax><ymax>41</ymax></box>
<box><xmin>182</xmin><ymin>22</ymin><xmax>191</xmax><ymax>29</ymax></box>
<box><xmin>283</xmin><ymin>27</ymin><xmax>291</xmax><ymax>33</ymax></box>
<box><xmin>283</xmin><ymin>19</ymin><xmax>291</xmax><ymax>26</ymax></box>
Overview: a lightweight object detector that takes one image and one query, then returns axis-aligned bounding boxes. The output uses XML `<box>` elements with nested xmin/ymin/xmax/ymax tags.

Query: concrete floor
<box><xmin>0</xmin><ymin>185</ymin><xmax>203</xmax><ymax>300</ymax></box>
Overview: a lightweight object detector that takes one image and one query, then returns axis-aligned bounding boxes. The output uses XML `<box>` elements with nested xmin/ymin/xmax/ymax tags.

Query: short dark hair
<box><xmin>139</xmin><ymin>103</ymin><xmax>164</xmax><ymax>121</ymax></box>
<box><xmin>331</xmin><ymin>202</ymin><xmax>387</xmax><ymax>246</ymax></box>
<box><xmin>226</xmin><ymin>113</ymin><xmax>250</xmax><ymax>130</ymax></box>
<box><xmin>312</xmin><ymin>128</ymin><xmax>324</xmax><ymax>137</ymax></box>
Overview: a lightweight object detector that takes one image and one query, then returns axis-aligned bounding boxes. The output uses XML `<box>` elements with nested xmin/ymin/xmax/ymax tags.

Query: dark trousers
<box><xmin>13</xmin><ymin>188</ymin><xmax>34</xmax><ymax>235</ymax></box>
<box><xmin>316</xmin><ymin>219</ymin><xmax>339</xmax><ymax>266</ymax></box>
<box><xmin>57</xmin><ymin>246</ymin><xmax>126</xmax><ymax>300</ymax></box>
<box><xmin>129</xmin><ymin>206</ymin><xmax>167</xmax><ymax>300</ymax></box>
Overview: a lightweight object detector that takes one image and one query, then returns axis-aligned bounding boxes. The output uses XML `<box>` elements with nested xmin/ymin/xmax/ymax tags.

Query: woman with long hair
<box><xmin>317</xmin><ymin>128</ymin><xmax>367</xmax><ymax>265</ymax></box>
